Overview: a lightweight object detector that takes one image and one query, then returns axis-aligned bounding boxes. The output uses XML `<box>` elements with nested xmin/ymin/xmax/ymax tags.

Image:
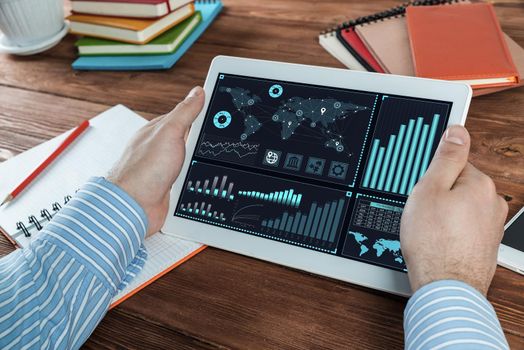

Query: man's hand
<box><xmin>107</xmin><ymin>86</ymin><xmax>205</xmax><ymax>236</ymax></box>
<box><xmin>400</xmin><ymin>125</ymin><xmax>508</xmax><ymax>296</ymax></box>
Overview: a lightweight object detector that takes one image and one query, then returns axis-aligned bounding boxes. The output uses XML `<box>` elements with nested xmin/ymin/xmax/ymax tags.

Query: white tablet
<box><xmin>162</xmin><ymin>56</ymin><xmax>472</xmax><ymax>296</ymax></box>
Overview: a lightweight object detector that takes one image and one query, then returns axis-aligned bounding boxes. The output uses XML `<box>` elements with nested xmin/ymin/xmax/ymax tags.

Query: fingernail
<box><xmin>186</xmin><ymin>86</ymin><xmax>202</xmax><ymax>99</ymax></box>
<box><xmin>444</xmin><ymin>126</ymin><xmax>466</xmax><ymax>145</ymax></box>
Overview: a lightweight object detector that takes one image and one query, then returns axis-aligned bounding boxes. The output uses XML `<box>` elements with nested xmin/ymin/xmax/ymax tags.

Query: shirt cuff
<box><xmin>404</xmin><ymin>280</ymin><xmax>508</xmax><ymax>350</ymax></box>
<box><xmin>38</xmin><ymin>176</ymin><xmax>148</xmax><ymax>294</ymax></box>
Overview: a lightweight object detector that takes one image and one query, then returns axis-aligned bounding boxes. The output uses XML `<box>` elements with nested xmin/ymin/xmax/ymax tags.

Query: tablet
<box><xmin>162</xmin><ymin>56</ymin><xmax>472</xmax><ymax>296</ymax></box>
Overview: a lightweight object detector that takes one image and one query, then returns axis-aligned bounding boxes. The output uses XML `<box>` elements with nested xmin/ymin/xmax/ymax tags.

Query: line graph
<box><xmin>198</xmin><ymin>139</ymin><xmax>260</xmax><ymax>159</ymax></box>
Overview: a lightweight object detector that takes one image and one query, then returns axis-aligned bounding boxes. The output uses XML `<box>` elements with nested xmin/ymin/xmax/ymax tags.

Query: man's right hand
<box><xmin>400</xmin><ymin>125</ymin><xmax>508</xmax><ymax>296</ymax></box>
<box><xmin>107</xmin><ymin>86</ymin><xmax>205</xmax><ymax>237</ymax></box>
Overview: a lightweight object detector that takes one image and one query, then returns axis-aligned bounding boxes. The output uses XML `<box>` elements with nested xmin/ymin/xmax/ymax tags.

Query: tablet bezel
<box><xmin>162</xmin><ymin>56</ymin><xmax>472</xmax><ymax>296</ymax></box>
<box><xmin>499</xmin><ymin>206</ymin><xmax>524</xmax><ymax>275</ymax></box>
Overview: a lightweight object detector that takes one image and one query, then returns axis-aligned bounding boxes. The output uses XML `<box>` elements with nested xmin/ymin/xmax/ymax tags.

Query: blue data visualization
<box><xmin>196</xmin><ymin>74</ymin><xmax>378</xmax><ymax>186</ymax></box>
<box><xmin>175</xmin><ymin>73</ymin><xmax>452</xmax><ymax>273</ymax></box>
<box><xmin>343</xmin><ymin>194</ymin><xmax>406</xmax><ymax>271</ymax></box>
<box><xmin>178</xmin><ymin>161</ymin><xmax>349</xmax><ymax>253</ymax></box>
<box><xmin>361</xmin><ymin>96</ymin><xmax>449</xmax><ymax>196</ymax></box>
<box><xmin>262</xmin><ymin>198</ymin><xmax>347</xmax><ymax>246</ymax></box>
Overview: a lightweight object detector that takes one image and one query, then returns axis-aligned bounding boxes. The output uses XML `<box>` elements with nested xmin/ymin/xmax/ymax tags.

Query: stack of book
<box><xmin>319</xmin><ymin>0</ymin><xmax>523</xmax><ymax>97</ymax></box>
<box><xmin>68</xmin><ymin>0</ymin><xmax>222</xmax><ymax>70</ymax></box>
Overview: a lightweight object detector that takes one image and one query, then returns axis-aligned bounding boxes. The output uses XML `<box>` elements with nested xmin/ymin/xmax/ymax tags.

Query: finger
<box><xmin>164</xmin><ymin>86</ymin><xmax>205</xmax><ymax>137</ymax></box>
<box><xmin>420</xmin><ymin>125</ymin><xmax>471</xmax><ymax>191</ymax></box>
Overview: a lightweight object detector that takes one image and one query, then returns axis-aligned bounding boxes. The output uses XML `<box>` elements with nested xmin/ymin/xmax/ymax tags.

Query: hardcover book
<box><xmin>75</xmin><ymin>12</ymin><xmax>202</xmax><ymax>55</ymax></box>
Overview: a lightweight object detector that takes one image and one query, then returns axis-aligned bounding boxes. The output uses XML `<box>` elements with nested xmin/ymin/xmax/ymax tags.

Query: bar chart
<box><xmin>179</xmin><ymin>201</ymin><xmax>226</xmax><ymax>221</ymax></box>
<box><xmin>177</xmin><ymin>161</ymin><xmax>350</xmax><ymax>252</ymax></box>
<box><xmin>186</xmin><ymin>175</ymin><xmax>235</xmax><ymax>200</ymax></box>
<box><xmin>238</xmin><ymin>189</ymin><xmax>302</xmax><ymax>208</ymax></box>
<box><xmin>261</xmin><ymin>198</ymin><xmax>346</xmax><ymax>244</ymax></box>
<box><xmin>362</xmin><ymin>113</ymin><xmax>440</xmax><ymax>196</ymax></box>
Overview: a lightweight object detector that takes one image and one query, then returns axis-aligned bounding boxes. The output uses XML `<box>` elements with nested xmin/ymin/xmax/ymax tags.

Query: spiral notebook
<box><xmin>318</xmin><ymin>32</ymin><xmax>366</xmax><ymax>71</ymax></box>
<box><xmin>0</xmin><ymin>105</ymin><xmax>205</xmax><ymax>307</ymax></box>
<box><xmin>319</xmin><ymin>0</ymin><xmax>524</xmax><ymax>96</ymax></box>
<box><xmin>320</xmin><ymin>0</ymin><xmax>467</xmax><ymax>73</ymax></box>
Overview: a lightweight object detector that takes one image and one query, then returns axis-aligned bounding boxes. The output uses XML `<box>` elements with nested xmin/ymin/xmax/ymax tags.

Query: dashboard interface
<box><xmin>175</xmin><ymin>73</ymin><xmax>452</xmax><ymax>272</ymax></box>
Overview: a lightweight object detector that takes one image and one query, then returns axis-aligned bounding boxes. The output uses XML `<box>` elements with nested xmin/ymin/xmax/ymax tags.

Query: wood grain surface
<box><xmin>0</xmin><ymin>0</ymin><xmax>523</xmax><ymax>349</ymax></box>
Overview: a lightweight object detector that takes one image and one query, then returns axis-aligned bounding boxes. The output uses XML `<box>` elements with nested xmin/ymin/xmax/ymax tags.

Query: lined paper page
<box><xmin>0</xmin><ymin>105</ymin><xmax>147</xmax><ymax>247</ymax></box>
<box><xmin>112</xmin><ymin>233</ymin><xmax>204</xmax><ymax>306</ymax></box>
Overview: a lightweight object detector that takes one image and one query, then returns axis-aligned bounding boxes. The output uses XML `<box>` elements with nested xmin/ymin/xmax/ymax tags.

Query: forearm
<box><xmin>404</xmin><ymin>280</ymin><xmax>509</xmax><ymax>350</ymax></box>
<box><xmin>0</xmin><ymin>177</ymin><xmax>147</xmax><ymax>349</ymax></box>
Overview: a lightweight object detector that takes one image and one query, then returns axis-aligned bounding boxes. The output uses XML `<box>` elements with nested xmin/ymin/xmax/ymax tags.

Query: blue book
<box><xmin>72</xmin><ymin>0</ymin><xmax>223</xmax><ymax>71</ymax></box>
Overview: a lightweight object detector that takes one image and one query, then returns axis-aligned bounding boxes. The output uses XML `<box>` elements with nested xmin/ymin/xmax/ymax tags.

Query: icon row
<box><xmin>262</xmin><ymin>149</ymin><xmax>348</xmax><ymax>180</ymax></box>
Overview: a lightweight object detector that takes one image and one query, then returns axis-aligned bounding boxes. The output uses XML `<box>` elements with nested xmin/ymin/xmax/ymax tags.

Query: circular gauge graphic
<box><xmin>213</xmin><ymin>111</ymin><xmax>232</xmax><ymax>129</ymax></box>
<box><xmin>268</xmin><ymin>84</ymin><xmax>283</xmax><ymax>98</ymax></box>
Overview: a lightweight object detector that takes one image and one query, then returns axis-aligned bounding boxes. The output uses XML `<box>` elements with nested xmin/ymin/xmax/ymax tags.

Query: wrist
<box><xmin>106</xmin><ymin>173</ymin><xmax>143</xmax><ymax>210</ymax></box>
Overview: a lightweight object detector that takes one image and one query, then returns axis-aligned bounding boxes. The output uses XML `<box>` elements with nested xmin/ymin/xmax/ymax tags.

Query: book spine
<box><xmin>0</xmin><ymin>224</ymin><xmax>19</xmax><ymax>249</ymax></box>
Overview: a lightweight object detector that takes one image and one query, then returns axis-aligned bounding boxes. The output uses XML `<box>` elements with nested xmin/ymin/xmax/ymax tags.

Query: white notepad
<box><xmin>318</xmin><ymin>32</ymin><xmax>367</xmax><ymax>71</ymax></box>
<box><xmin>0</xmin><ymin>104</ymin><xmax>204</xmax><ymax>305</ymax></box>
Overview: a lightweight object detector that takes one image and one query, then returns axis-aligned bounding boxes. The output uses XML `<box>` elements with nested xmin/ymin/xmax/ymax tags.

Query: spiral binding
<box><xmin>320</xmin><ymin>0</ymin><xmax>464</xmax><ymax>36</ymax></box>
<box><xmin>14</xmin><ymin>195</ymin><xmax>72</xmax><ymax>238</ymax></box>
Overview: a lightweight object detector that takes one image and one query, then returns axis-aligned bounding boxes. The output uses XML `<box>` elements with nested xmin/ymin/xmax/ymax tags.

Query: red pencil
<box><xmin>1</xmin><ymin>120</ymin><xmax>90</xmax><ymax>207</ymax></box>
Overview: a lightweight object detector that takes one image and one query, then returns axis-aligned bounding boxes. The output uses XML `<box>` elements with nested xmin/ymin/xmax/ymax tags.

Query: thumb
<box><xmin>420</xmin><ymin>125</ymin><xmax>470</xmax><ymax>190</ymax></box>
<box><xmin>164</xmin><ymin>86</ymin><xmax>205</xmax><ymax>137</ymax></box>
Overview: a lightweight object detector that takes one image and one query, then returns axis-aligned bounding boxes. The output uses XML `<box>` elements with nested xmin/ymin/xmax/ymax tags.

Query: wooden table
<box><xmin>1</xmin><ymin>0</ymin><xmax>523</xmax><ymax>348</ymax></box>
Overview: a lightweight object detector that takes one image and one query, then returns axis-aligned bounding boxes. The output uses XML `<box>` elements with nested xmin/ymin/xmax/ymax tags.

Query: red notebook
<box><xmin>338</xmin><ymin>27</ymin><xmax>385</xmax><ymax>73</ymax></box>
<box><xmin>406</xmin><ymin>3</ymin><xmax>519</xmax><ymax>88</ymax></box>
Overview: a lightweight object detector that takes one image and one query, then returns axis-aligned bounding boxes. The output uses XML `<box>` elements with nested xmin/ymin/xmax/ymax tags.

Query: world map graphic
<box><xmin>349</xmin><ymin>231</ymin><xmax>404</xmax><ymax>266</ymax></box>
<box><xmin>218</xmin><ymin>86</ymin><xmax>369</xmax><ymax>154</ymax></box>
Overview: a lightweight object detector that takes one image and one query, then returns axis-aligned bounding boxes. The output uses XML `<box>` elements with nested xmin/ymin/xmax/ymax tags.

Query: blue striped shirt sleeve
<box><xmin>0</xmin><ymin>177</ymin><xmax>148</xmax><ymax>350</ymax></box>
<box><xmin>404</xmin><ymin>280</ymin><xmax>509</xmax><ymax>350</ymax></box>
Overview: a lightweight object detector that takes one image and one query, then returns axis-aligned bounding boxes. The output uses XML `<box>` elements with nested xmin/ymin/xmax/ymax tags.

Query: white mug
<box><xmin>0</xmin><ymin>0</ymin><xmax>64</xmax><ymax>47</ymax></box>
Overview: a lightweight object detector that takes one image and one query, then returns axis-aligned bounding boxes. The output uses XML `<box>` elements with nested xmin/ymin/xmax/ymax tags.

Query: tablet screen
<box><xmin>503</xmin><ymin>209</ymin><xmax>524</xmax><ymax>252</ymax></box>
<box><xmin>175</xmin><ymin>73</ymin><xmax>452</xmax><ymax>272</ymax></box>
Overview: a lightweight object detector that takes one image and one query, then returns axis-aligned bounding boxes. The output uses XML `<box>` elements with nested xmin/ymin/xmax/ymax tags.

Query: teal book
<box><xmin>72</xmin><ymin>0</ymin><xmax>222</xmax><ymax>70</ymax></box>
<box><xmin>75</xmin><ymin>11</ymin><xmax>202</xmax><ymax>56</ymax></box>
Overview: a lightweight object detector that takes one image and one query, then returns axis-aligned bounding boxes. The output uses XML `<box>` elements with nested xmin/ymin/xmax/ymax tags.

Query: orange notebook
<box><xmin>406</xmin><ymin>3</ymin><xmax>519</xmax><ymax>89</ymax></box>
<box><xmin>68</xmin><ymin>2</ymin><xmax>194</xmax><ymax>44</ymax></box>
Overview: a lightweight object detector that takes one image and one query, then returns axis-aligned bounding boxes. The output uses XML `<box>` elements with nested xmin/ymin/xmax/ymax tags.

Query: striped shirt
<box><xmin>405</xmin><ymin>280</ymin><xmax>509</xmax><ymax>350</ymax></box>
<box><xmin>0</xmin><ymin>177</ymin><xmax>147</xmax><ymax>349</ymax></box>
<box><xmin>0</xmin><ymin>177</ymin><xmax>509</xmax><ymax>349</ymax></box>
